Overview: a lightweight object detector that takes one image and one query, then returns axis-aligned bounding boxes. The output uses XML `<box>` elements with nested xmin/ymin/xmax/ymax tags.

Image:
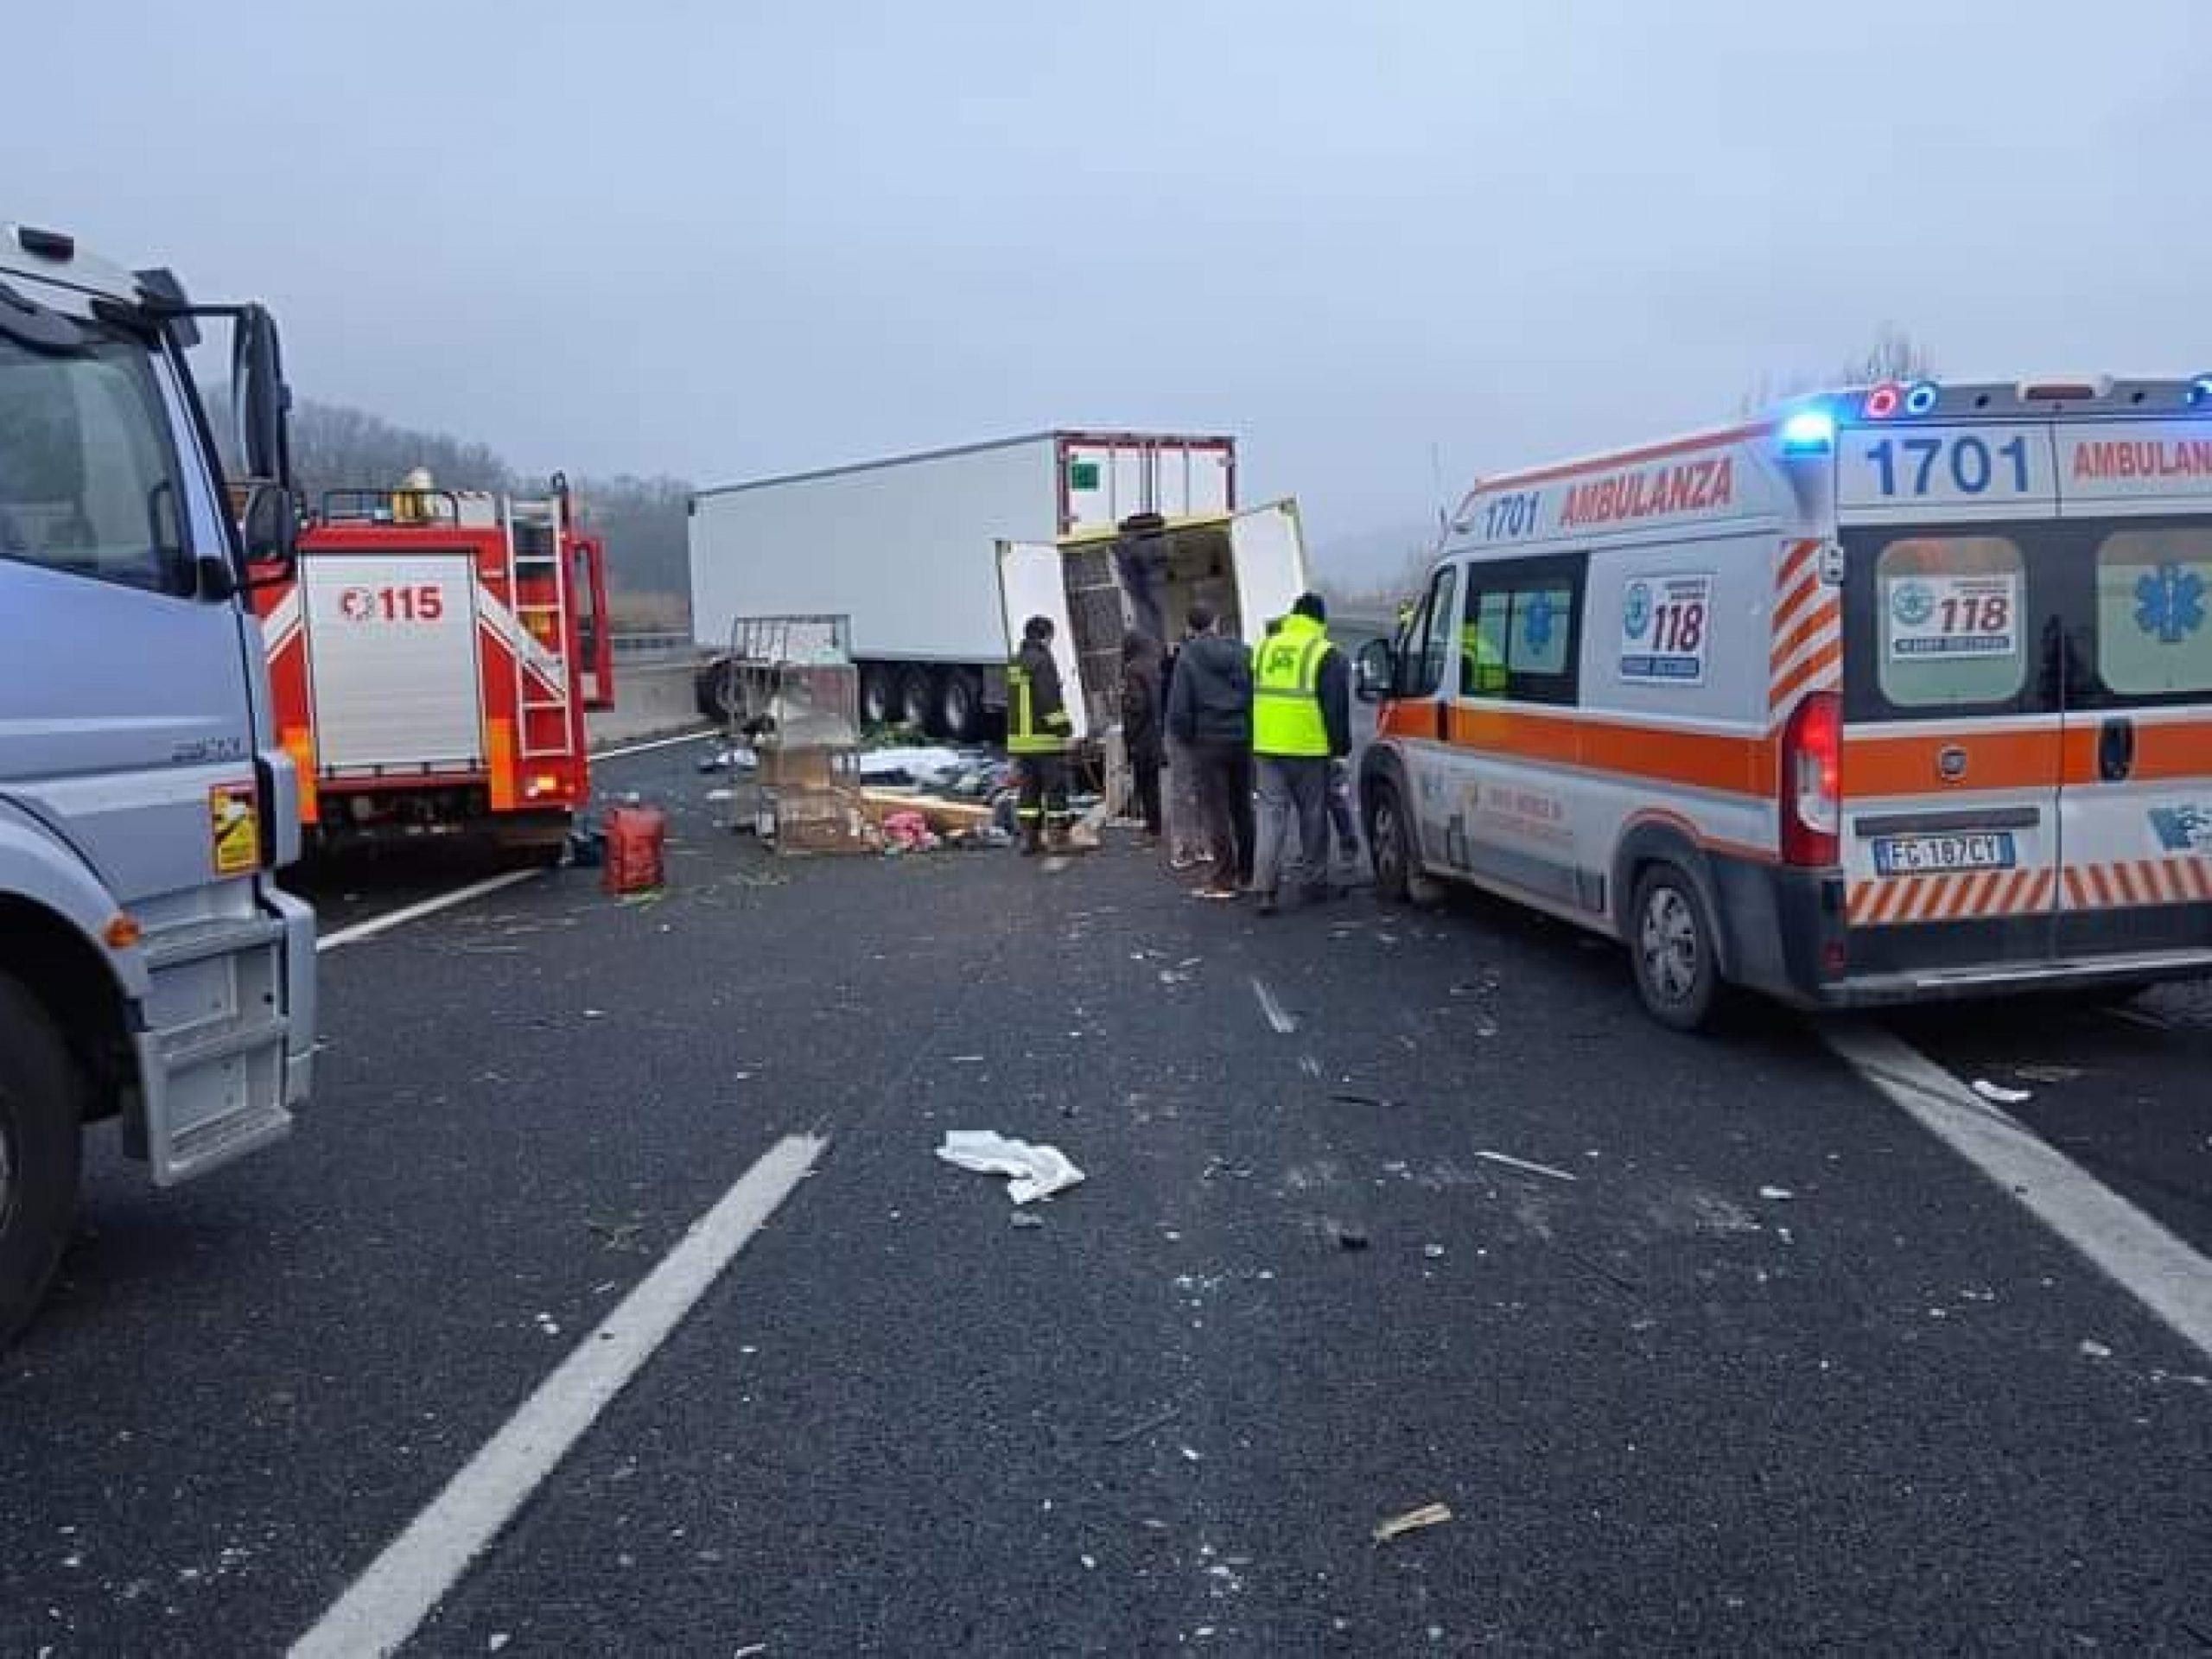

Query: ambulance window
<box><xmin>1874</xmin><ymin>535</ymin><xmax>2029</xmax><ymax>709</ymax></box>
<box><xmin>1400</xmin><ymin>563</ymin><xmax>1458</xmax><ymax>697</ymax></box>
<box><xmin>1508</xmin><ymin>585</ymin><xmax>1574</xmax><ymax>679</ymax></box>
<box><xmin>1460</xmin><ymin>590</ymin><xmax>1510</xmax><ymax>698</ymax></box>
<box><xmin>2094</xmin><ymin>528</ymin><xmax>2212</xmax><ymax>696</ymax></box>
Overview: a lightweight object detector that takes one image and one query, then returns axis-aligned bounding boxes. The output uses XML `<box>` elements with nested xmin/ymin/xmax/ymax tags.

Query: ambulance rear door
<box><xmin>2049</xmin><ymin>422</ymin><xmax>2212</xmax><ymax>962</ymax></box>
<box><xmin>1834</xmin><ymin>423</ymin><xmax>2067</xmax><ymax>976</ymax></box>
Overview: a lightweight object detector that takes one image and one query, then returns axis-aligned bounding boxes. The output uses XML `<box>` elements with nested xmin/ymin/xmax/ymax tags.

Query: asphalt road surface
<box><xmin>4</xmin><ymin>736</ymin><xmax>2209</xmax><ymax>1655</ymax></box>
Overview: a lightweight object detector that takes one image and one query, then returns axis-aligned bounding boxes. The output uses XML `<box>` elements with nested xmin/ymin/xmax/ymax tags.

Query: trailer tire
<box><xmin>1629</xmin><ymin>862</ymin><xmax>1723</xmax><ymax>1033</ymax></box>
<box><xmin>859</xmin><ymin>664</ymin><xmax>895</xmax><ymax>728</ymax></box>
<box><xmin>0</xmin><ymin>974</ymin><xmax>85</xmax><ymax>1351</ymax></box>
<box><xmin>938</xmin><ymin>669</ymin><xmax>983</xmax><ymax>743</ymax></box>
<box><xmin>897</xmin><ymin>666</ymin><xmax>935</xmax><ymax>734</ymax></box>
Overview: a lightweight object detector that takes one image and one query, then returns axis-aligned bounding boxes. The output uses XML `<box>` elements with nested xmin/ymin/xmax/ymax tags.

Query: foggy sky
<box><xmin>16</xmin><ymin>0</ymin><xmax>2207</xmax><ymax>583</ymax></box>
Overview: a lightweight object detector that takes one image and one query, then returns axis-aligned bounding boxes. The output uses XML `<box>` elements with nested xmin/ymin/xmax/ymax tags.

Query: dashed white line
<box><xmin>590</xmin><ymin>727</ymin><xmax>716</xmax><ymax>761</ymax></box>
<box><xmin>289</xmin><ymin>1131</ymin><xmax>827</xmax><ymax>1659</ymax></box>
<box><xmin>316</xmin><ymin>870</ymin><xmax>541</xmax><ymax>954</ymax></box>
<box><xmin>1821</xmin><ymin>1020</ymin><xmax>2212</xmax><ymax>1363</ymax></box>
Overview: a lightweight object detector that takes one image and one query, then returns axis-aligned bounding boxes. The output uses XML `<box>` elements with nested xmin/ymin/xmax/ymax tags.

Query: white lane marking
<box><xmin>315</xmin><ymin>870</ymin><xmax>540</xmax><ymax>954</ymax></box>
<box><xmin>1471</xmin><ymin>1149</ymin><xmax>1579</xmax><ymax>1185</ymax></box>
<box><xmin>1822</xmin><ymin>1021</ymin><xmax>2212</xmax><ymax>1363</ymax></box>
<box><xmin>1250</xmin><ymin>977</ymin><xmax>1298</xmax><ymax>1035</ymax></box>
<box><xmin>591</xmin><ymin>727</ymin><xmax>715</xmax><ymax>760</ymax></box>
<box><xmin>289</xmin><ymin>1132</ymin><xmax>827</xmax><ymax>1659</ymax></box>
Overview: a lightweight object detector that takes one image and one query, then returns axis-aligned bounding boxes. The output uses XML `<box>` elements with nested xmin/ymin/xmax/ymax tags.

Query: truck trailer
<box><xmin>688</xmin><ymin>431</ymin><xmax>1236</xmax><ymax>739</ymax></box>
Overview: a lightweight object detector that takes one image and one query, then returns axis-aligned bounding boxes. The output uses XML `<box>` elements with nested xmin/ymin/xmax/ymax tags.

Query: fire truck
<box><xmin>251</xmin><ymin>475</ymin><xmax>613</xmax><ymax>853</ymax></box>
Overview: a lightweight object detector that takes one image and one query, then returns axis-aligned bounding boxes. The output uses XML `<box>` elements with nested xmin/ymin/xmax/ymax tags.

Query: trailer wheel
<box><xmin>938</xmin><ymin>669</ymin><xmax>982</xmax><ymax>743</ymax></box>
<box><xmin>1630</xmin><ymin>862</ymin><xmax>1722</xmax><ymax>1033</ymax></box>
<box><xmin>859</xmin><ymin>664</ymin><xmax>895</xmax><ymax>728</ymax></box>
<box><xmin>0</xmin><ymin>975</ymin><xmax>85</xmax><ymax>1351</ymax></box>
<box><xmin>897</xmin><ymin>666</ymin><xmax>935</xmax><ymax>734</ymax></box>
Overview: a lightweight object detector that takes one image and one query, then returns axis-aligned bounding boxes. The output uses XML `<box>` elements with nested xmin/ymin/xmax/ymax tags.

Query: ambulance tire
<box><xmin>1367</xmin><ymin>781</ymin><xmax>1440</xmax><ymax>906</ymax></box>
<box><xmin>0</xmin><ymin>975</ymin><xmax>84</xmax><ymax>1351</ymax></box>
<box><xmin>1629</xmin><ymin>863</ymin><xmax>1722</xmax><ymax>1033</ymax></box>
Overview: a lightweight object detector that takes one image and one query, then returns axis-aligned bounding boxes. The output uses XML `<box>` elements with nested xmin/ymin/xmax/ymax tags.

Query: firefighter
<box><xmin>1007</xmin><ymin>615</ymin><xmax>1075</xmax><ymax>854</ymax></box>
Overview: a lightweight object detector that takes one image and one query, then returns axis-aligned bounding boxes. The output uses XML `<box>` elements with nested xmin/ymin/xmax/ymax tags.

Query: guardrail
<box><xmin>608</xmin><ymin>632</ymin><xmax>701</xmax><ymax>663</ymax></box>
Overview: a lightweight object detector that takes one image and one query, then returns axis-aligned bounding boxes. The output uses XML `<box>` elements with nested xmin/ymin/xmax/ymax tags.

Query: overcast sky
<box><xmin>17</xmin><ymin>0</ymin><xmax>2207</xmax><ymax>582</ymax></box>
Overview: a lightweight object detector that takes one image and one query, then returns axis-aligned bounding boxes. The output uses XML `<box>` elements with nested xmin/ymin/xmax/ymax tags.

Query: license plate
<box><xmin>1871</xmin><ymin>831</ymin><xmax>2018</xmax><ymax>876</ymax></box>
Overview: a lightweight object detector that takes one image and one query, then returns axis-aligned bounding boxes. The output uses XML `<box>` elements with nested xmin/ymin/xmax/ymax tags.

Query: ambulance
<box><xmin>1357</xmin><ymin>376</ymin><xmax>2212</xmax><ymax>1028</ymax></box>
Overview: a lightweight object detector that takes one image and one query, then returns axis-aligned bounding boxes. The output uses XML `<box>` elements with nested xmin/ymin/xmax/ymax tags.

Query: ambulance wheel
<box><xmin>938</xmin><ymin>669</ymin><xmax>982</xmax><ymax>743</ymax></box>
<box><xmin>0</xmin><ymin>975</ymin><xmax>84</xmax><ymax>1351</ymax></box>
<box><xmin>1630</xmin><ymin>863</ymin><xmax>1721</xmax><ymax>1032</ymax></box>
<box><xmin>1368</xmin><ymin>782</ymin><xmax>1438</xmax><ymax>905</ymax></box>
<box><xmin>897</xmin><ymin>666</ymin><xmax>934</xmax><ymax>734</ymax></box>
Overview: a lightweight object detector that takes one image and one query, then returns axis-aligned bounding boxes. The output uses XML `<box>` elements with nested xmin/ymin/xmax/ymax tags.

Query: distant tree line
<box><xmin>207</xmin><ymin>389</ymin><xmax>694</xmax><ymax>629</ymax></box>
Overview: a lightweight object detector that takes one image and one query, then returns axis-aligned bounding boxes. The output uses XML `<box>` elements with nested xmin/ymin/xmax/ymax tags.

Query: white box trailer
<box><xmin>688</xmin><ymin>430</ymin><xmax>1236</xmax><ymax>739</ymax></box>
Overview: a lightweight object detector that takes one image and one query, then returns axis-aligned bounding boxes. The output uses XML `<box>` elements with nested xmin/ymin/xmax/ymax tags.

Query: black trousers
<box><xmin>1017</xmin><ymin>753</ymin><xmax>1070</xmax><ymax>847</ymax></box>
<box><xmin>1191</xmin><ymin>740</ymin><xmax>1254</xmax><ymax>884</ymax></box>
<box><xmin>1129</xmin><ymin>750</ymin><xmax>1162</xmax><ymax>837</ymax></box>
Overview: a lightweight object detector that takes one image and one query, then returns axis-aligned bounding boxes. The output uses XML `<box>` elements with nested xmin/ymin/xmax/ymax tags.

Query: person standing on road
<box><xmin>1161</xmin><ymin>630</ymin><xmax>1204</xmax><ymax>870</ymax></box>
<box><xmin>1121</xmin><ymin>629</ymin><xmax>1166</xmax><ymax>842</ymax></box>
<box><xmin>1249</xmin><ymin>592</ymin><xmax>1351</xmax><ymax>915</ymax></box>
<box><xmin>1007</xmin><ymin>615</ymin><xmax>1075</xmax><ymax>855</ymax></box>
<box><xmin>1166</xmin><ymin>602</ymin><xmax>1254</xmax><ymax>899</ymax></box>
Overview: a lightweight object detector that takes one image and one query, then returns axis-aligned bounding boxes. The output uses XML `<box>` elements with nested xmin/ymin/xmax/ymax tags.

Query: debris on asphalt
<box><xmin>1250</xmin><ymin>976</ymin><xmax>1299</xmax><ymax>1034</ymax></box>
<box><xmin>1471</xmin><ymin>1149</ymin><xmax>1579</xmax><ymax>1184</ymax></box>
<box><xmin>1009</xmin><ymin>1211</ymin><xmax>1045</xmax><ymax>1230</ymax></box>
<box><xmin>1423</xmin><ymin>1243</ymin><xmax>1446</xmax><ymax>1260</ymax></box>
<box><xmin>2012</xmin><ymin>1064</ymin><xmax>2084</xmax><ymax>1084</ymax></box>
<box><xmin>585</xmin><ymin>1218</ymin><xmax>646</xmax><ymax>1253</ymax></box>
<box><xmin>487</xmin><ymin>1635</ymin><xmax>511</xmax><ymax>1654</ymax></box>
<box><xmin>696</xmin><ymin>745</ymin><xmax>759</xmax><ymax>773</ymax></box>
<box><xmin>705</xmin><ymin>788</ymin><xmax>735</xmax><ymax>803</ymax></box>
<box><xmin>1372</xmin><ymin>1502</ymin><xmax>1453</xmax><ymax>1544</ymax></box>
<box><xmin>936</xmin><ymin>1130</ymin><xmax>1086</xmax><ymax>1204</ymax></box>
<box><xmin>1105</xmin><ymin>1402</ymin><xmax>1184</xmax><ymax>1445</ymax></box>
<box><xmin>1329</xmin><ymin>1090</ymin><xmax>1397</xmax><ymax>1108</ymax></box>
<box><xmin>1972</xmin><ymin>1078</ymin><xmax>2034</xmax><ymax>1105</ymax></box>
<box><xmin>2080</xmin><ymin>1339</ymin><xmax>2113</xmax><ymax>1360</ymax></box>
<box><xmin>1331</xmin><ymin>1222</ymin><xmax>1371</xmax><ymax>1251</ymax></box>
<box><xmin>1758</xmin><ymin>1185</ymin><xmax>1796</xmax><ymax>1201</ymax></box>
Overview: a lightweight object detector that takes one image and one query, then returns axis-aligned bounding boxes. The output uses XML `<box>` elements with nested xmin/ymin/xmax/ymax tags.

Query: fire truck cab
<box><xmin>253</xmin><ymin>477</ymin><xmax>612</xmax><ymax>853</ymax></box>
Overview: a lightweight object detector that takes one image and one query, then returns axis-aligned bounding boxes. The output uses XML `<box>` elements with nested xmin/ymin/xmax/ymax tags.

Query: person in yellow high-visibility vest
<box><xmin>1249</xmin><ymin>593</ymin><xmax>1351</xmax><ymax>914</ymax></box>
<box><xmin>1007</xmin><ymin>615</ymin><xmax>1075</xmax><ymax>854</ymax></box>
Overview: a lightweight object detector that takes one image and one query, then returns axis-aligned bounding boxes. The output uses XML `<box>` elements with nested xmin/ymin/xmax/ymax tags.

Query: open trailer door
<box><xmin>1230</xmin><ymin>499</ymin><xmax>1311</xmax><ymax>639</ymax></box>
<box><xmin>995</xmin><ymin>539</ymin><xmax>1090</xmax><ymax>741</ymax></box>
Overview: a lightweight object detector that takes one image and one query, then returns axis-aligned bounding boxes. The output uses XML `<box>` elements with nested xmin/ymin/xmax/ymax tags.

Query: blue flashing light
<box><xmin>1904</xmin><ymin>380</ymin><xmax>1940</xmax><ymax>415</ymax></box>
<box><xmin>1779</xmin><ymin>409</ymin><xmax>1836</xmax><ymax>455</ymax></box>
<box><xmin>2190</xmin><ymin>375</ymin><xmax>2212</xmax><ymax>408</ymax></box>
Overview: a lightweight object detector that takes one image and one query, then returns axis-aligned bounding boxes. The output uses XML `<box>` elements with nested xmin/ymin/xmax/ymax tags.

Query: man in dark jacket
<box><xmin>1007</xmin><ymin>615</ymin><xmax>1075</xmax><ymax>854</ymax></box>
<box><xmin>1249</xmin><ymin>591</ymin><xmax>1352</xmax><ymax>913</ymax></box>
<box><xmin>1120</xmin><ymin>630</ymin><xmax>1166</xmax><ymax>841</ymax></box>
<box><xmin>1166</xmin><ymin>602</ymin><xmax>1254</xmax><ymax>899</ymax></box>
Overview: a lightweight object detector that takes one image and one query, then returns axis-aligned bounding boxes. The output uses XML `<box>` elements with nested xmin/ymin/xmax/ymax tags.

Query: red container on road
<box><xmin>601</xmin><ymin>804</ymin><xmax>666</xmax><ymax>895</ymax></box>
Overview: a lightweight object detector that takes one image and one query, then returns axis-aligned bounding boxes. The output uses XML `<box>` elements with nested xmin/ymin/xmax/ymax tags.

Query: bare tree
<box><xmin>1742</xmin><ymin>326</ymin><xmax>1936</xmax><ymax>414</ymax></box>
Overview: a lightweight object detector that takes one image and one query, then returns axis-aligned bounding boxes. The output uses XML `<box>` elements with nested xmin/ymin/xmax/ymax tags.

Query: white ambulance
<box><xmin>1357</xmin><ymin>377</ymin><xmax>2212</xmax><ymax>1028</ymax></box>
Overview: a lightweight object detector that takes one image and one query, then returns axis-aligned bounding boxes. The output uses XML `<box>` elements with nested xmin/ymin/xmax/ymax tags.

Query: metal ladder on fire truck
<box><xmin>501</xmin><ymin>489</ymin><xmax>578</xmax><ymax>767</ymax></box>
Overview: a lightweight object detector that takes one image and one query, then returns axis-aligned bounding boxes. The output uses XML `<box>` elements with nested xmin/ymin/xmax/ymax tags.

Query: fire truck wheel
<box><xmin>1630</xmin><ymin>862</ymin><xmax>1722</xmax><ymax>1033</ymax></box>
<box><xmin>0</xmin><ymin>974</ymin><xmax>84</xmax><ymax>1351</ymax></box>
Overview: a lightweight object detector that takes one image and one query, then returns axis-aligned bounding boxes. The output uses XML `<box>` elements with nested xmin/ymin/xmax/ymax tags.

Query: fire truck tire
<box><xmin>0</xmin><ymin>974</ymin><xmax>84</xmax><ymax>1351</ymax></box>
<box><xmin>1629</xmin><ymin>862</ymin><xmax>1722</xmax><ymax>1033</ymax></box>
<box><xmin>938</xmin><ymin>669</ymin><xmax>983</xmax><ymax>743</ymax></box>
<box><xmin>897</xmin><ymin>666</ymin><xmax>934</xmax><ymax>734</ymax></box>
<box><xmin>859</xmin><ymin>664</ymin><xmax>895</xmax><ymax>728</ymax></box>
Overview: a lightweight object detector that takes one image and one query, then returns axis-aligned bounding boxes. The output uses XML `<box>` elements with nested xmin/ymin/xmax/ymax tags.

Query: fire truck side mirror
<box><xmin>241</xmin><ymin>482</ymin><xmax>298</xmax><ymax>570</ymax></box>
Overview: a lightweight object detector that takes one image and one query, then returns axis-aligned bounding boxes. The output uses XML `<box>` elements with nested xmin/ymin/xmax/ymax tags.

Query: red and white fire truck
<box><xmin>251</xmin><ymin>475</ymin><xmax>613</xmax><ymax>853</ymax></box>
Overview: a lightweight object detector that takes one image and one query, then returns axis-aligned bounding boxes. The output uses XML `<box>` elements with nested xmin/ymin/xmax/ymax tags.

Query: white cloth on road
<box><xmin>936</xmin><ymin>1130</ymin><xmax>1087</xmax><ymax>1205</ymax></box>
